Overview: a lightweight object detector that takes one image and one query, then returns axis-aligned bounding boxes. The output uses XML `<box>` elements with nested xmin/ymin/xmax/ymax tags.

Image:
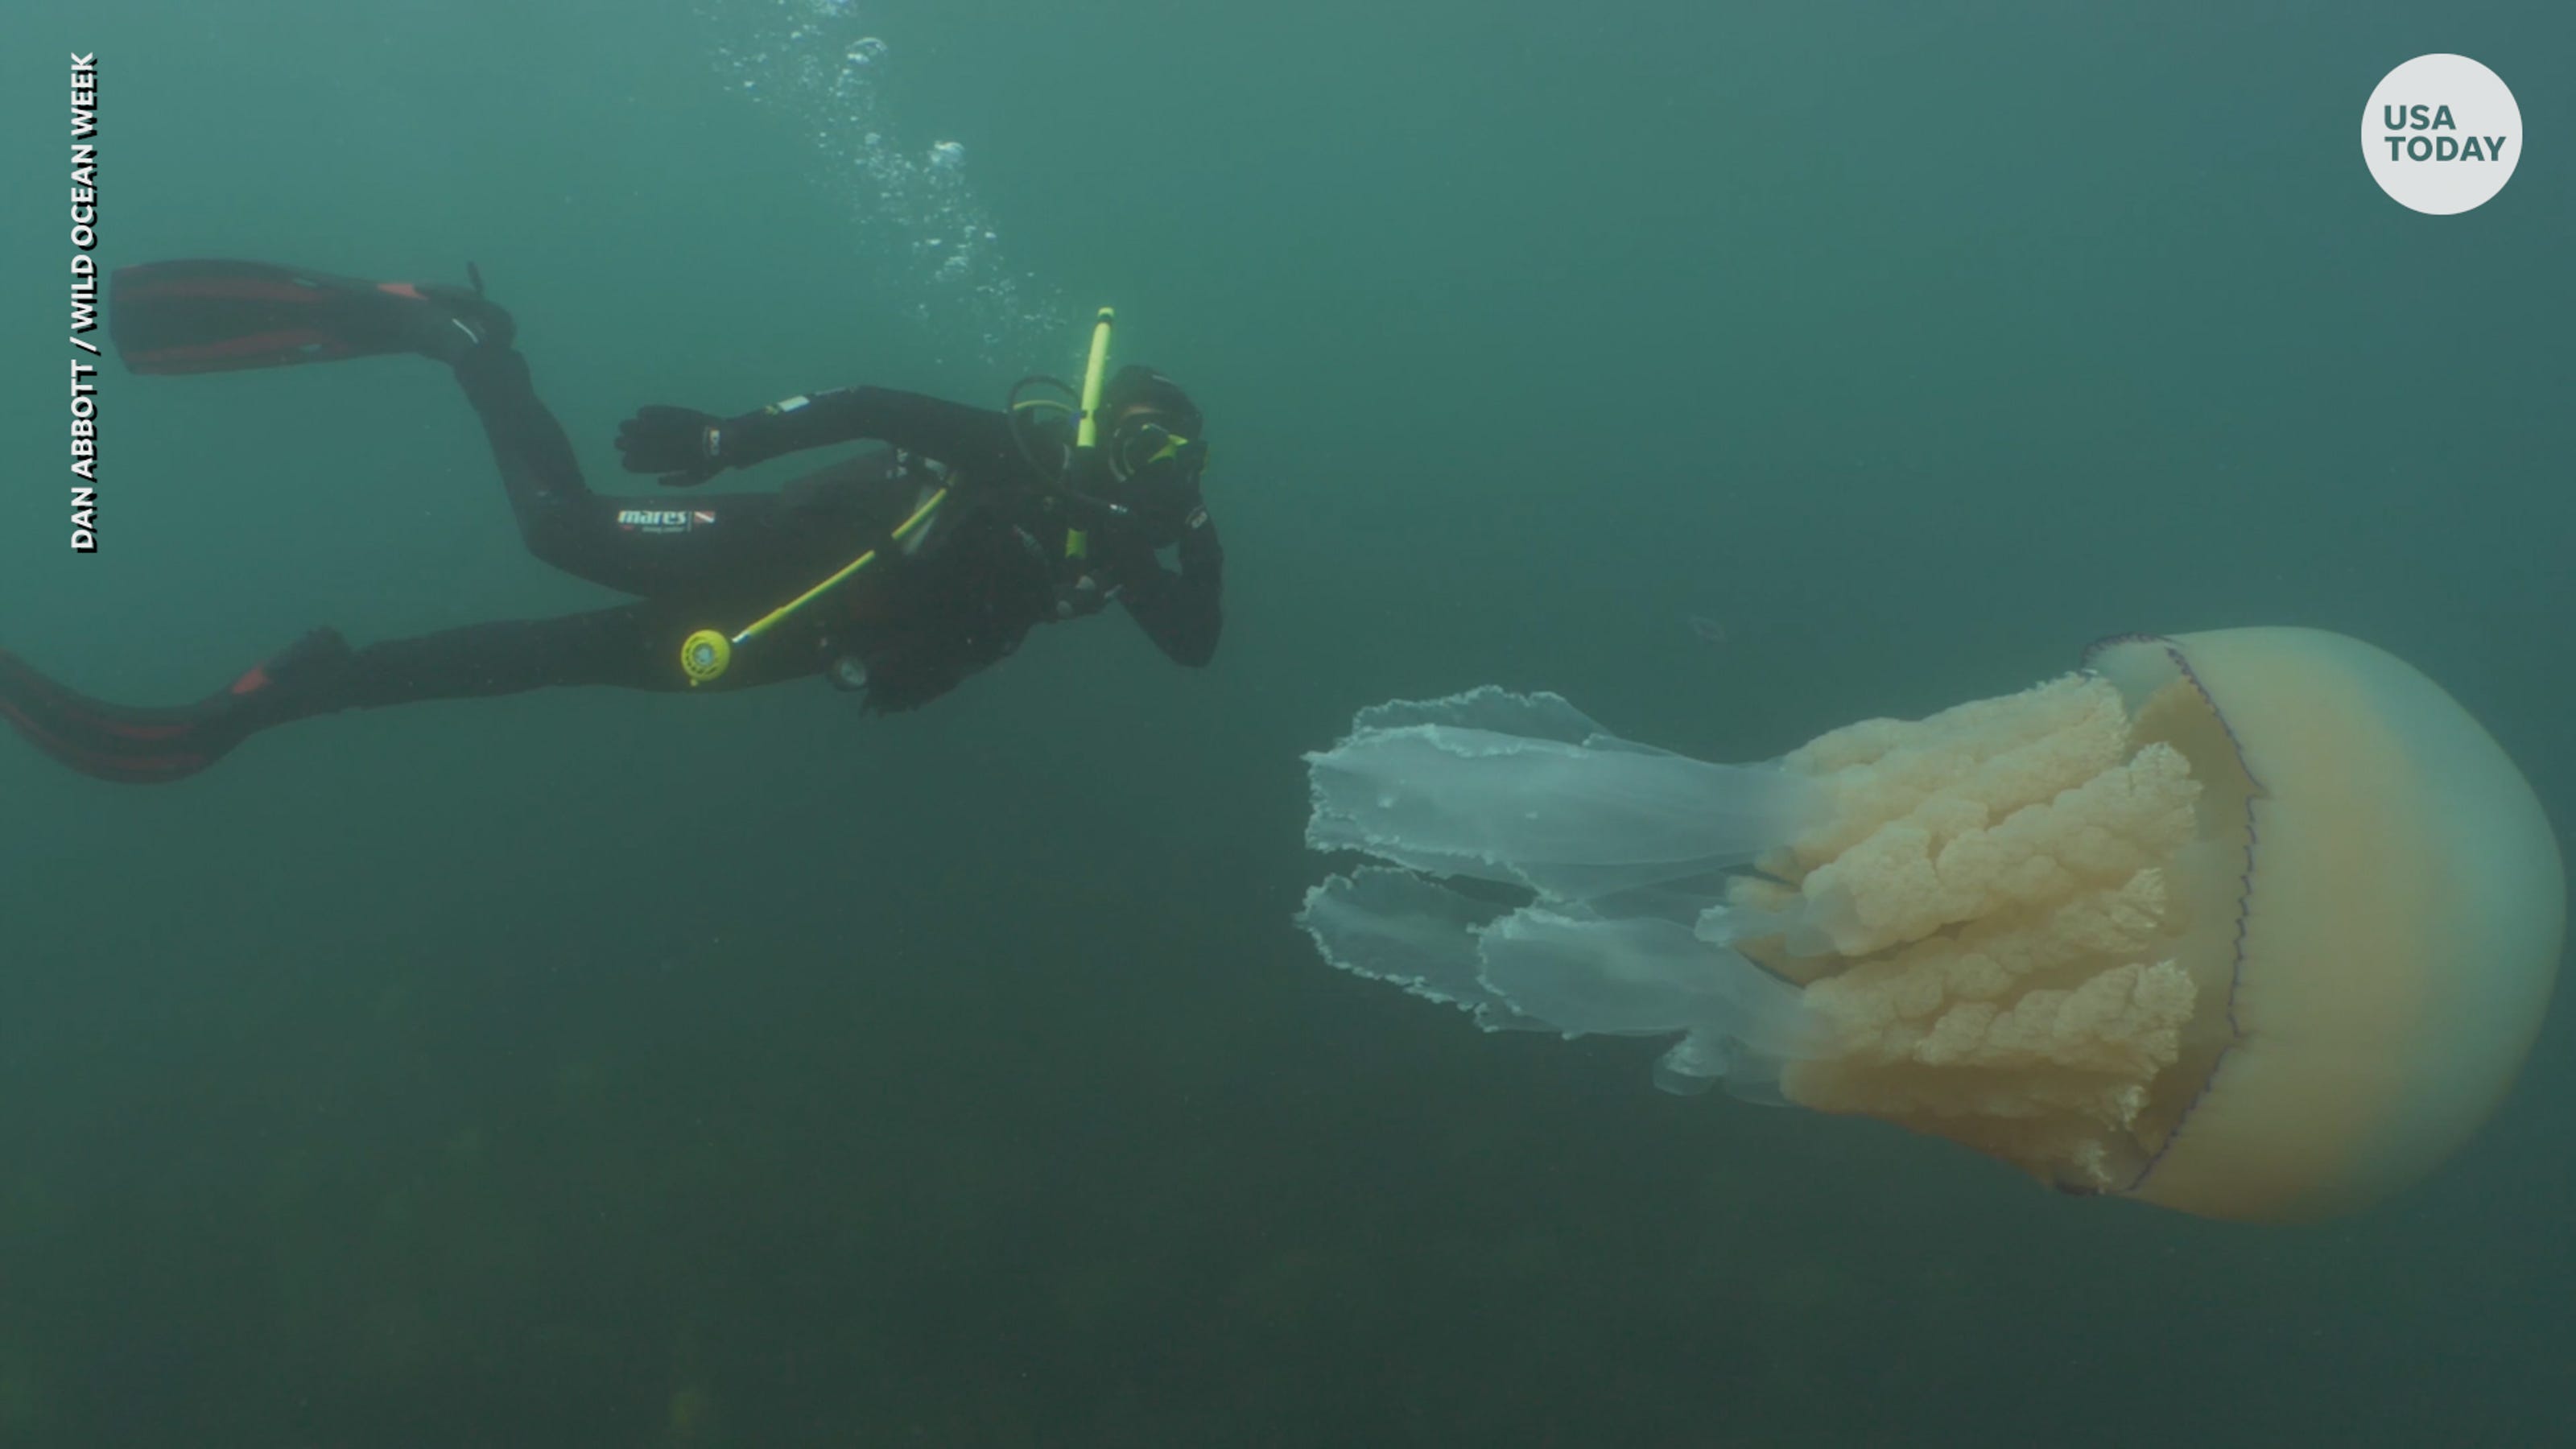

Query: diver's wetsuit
<box><xmin>441</xmin><ymin>343</ymin><xmax>1222</xmax><ymax>708</ymax></box>
<box><xmin>0</xmin><ymin>342</ymin><xmax>1222</xmax><ymax>784</ymax></box>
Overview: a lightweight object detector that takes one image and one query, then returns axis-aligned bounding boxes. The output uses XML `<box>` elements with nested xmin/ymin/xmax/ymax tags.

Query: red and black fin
<box><xmin>0</xmin><ymin>630</ymin><xmax>352</xmax><ymax>785</ymax></box>
<box><xmin>109</xmin><ymin>259</ymin><xmax>508</xmax><ymax>374</ymax></box>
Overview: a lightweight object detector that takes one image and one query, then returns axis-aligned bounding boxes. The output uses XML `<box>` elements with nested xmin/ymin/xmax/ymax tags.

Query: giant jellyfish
<box><xmin>1298</xmin><ymin>630</ymin><xmax>2565</xmax><ymax>1221</ymax></box>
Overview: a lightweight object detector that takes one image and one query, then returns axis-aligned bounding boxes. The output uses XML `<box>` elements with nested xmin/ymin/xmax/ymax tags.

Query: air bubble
<box><xmin>696</xmin><ymin>0</ymin><xmax>1069</xmax><ymax>366</ymax></box>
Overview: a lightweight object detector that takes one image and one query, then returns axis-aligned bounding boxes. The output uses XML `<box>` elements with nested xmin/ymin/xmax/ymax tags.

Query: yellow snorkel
<box><xmin>677</xmin><ymin>306</ymin><xmax>1125</xmax><ymax>687</ymax></box>
<box><xmin>1065</xmin><ymin>306</ymin><xmax>1117</xmax><ymax>560</ymax></box>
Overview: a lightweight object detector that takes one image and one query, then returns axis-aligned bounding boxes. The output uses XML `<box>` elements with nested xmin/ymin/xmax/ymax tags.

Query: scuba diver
<box><xmin>2</xmin><ymin>260</ymin><xmax>1221</xmax><ymax>785</ymax></box>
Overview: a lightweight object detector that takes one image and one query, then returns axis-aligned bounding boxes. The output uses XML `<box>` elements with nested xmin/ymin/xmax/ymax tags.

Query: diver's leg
<box><xmin>0</xmin><ymin>605</ymin><xmax>823</xmax><ymax>785</ymax></box>
<box><xmin>448</xmin><ymin>342</ymin><xmax>605</xmax><ymax>576</ymax></box>
<box><xmin>108</xmin><ymin>260</ymin><xmax>726</xmax><ymax>598</ymax></box>
<box><xmin>341</xmin><ymin>604</ymin><xmax>792</xmax><ymax>703</ymax></box>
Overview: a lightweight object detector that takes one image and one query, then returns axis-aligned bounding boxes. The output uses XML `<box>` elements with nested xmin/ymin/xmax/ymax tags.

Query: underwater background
<box><xmin>3</xmin><ymin>1</ymin><xmax>2571</xmax><ymax>1444</ymax></box>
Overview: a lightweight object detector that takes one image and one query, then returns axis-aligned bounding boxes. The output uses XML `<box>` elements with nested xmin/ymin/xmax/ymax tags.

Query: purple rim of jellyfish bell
<box><xmin>2078</xmin><ymin>633</ymin><xmax>2264</xmax><ymax>1196</ymax></box>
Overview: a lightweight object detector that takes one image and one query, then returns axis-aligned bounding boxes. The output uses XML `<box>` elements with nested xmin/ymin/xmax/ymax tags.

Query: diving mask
<box><xmin>1108</xmin><ymin>417</ymin><xmax>1209</xmax><ymax>485</ymax></box>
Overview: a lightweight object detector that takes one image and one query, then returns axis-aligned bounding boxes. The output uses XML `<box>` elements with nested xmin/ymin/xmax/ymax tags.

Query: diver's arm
<box><xmin>617</xmin><ymin>388</ymin><xmax>1018</xmax><ymax>485</ymax></box>
<box><xmin>1110</xmin><ymin>509</ymin><xmax>1224</xmax><ymax>667</ymax></box>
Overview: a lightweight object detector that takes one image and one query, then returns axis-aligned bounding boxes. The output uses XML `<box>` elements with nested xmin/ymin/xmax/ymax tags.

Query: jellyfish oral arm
<box><xmin>1298</xmin><ymin>686</ymin><xmax>1833</xmax><ymax>1096</ymax></box>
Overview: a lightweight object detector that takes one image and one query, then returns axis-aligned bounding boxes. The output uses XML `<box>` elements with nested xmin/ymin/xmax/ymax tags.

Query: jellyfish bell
<box><xmin>2086</xmin><ymin>629</ymin><xmax>2565</xmax><ymax>1217</ymax></box>
<box><xmin>1297</xmin><ymin>628</ymin><xmax>2565</xmax><ymax>1223</ymax></box>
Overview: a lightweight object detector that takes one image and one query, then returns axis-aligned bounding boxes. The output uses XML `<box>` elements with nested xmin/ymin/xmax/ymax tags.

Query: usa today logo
<box><xmin>2363</xmin><ymin>54</ymin><xmax>2521</xmax><ymax>214</ymax></box>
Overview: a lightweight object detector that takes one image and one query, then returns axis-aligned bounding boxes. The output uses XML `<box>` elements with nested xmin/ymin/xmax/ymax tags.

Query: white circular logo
<box><xmin>2363</xmin><ymin>55</ymin><xmax>2521</xmax><ymax>214</ymax></box>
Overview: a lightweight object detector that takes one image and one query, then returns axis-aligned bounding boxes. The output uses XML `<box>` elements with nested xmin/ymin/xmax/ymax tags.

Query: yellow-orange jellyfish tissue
<box><xmin>1297</xmin><ymin>628</ymin><xmax>2566</xmax><ymax>1222</ymax></box>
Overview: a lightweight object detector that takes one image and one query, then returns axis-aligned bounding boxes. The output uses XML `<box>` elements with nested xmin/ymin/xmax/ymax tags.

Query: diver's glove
<box><xmin>615</xmin><ymin>406</ymin><xmax>736</xmax><ymax>488</ymax></box>
<box><xmin>1117</xmin><ymin>443</ymin><xmax>1210</xmax><ymax>549</ymax></box>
